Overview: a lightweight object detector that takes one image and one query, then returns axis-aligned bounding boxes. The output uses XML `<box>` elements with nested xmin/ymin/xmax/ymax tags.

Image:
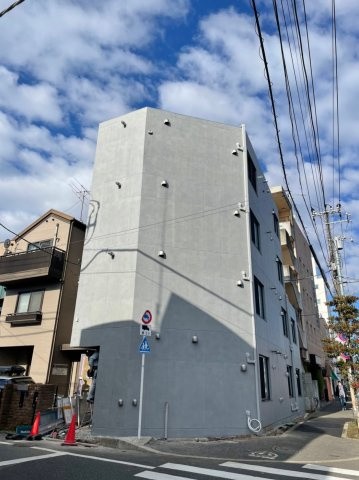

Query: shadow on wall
<box><xmin>78</xmin><ymin>293</ymin><xmax>256</xmax><ymax>439</ymax></box>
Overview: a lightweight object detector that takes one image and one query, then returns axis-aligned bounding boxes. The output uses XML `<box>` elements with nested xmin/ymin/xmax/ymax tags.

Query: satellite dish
<box><xmin>4</xmin><ymin>239</ymin><xmax>11</xmax><ymax>249</ymax></box>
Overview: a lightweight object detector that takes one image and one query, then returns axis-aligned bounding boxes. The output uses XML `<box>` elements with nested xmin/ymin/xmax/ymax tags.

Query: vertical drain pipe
<box><xmin>164</xmin><ymin>402</ymin><xmax>169</xmax><ymax>440</ymax></box>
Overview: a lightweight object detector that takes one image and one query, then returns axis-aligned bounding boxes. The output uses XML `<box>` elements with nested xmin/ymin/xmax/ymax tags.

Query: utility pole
<box><xmin>312</xmin><ymin>204</ymin><xmax>357</xmax><ymax>414</ymax></box>
<box><xmin>311</xmin><ymin>204</ymin><xmax>350</xmax><ymax>296</ymax></box>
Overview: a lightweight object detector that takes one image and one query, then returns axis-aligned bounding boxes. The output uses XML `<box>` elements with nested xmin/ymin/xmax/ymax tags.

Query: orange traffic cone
<box><xmin>27</xmin><ymin>411</ymin><xmax>42</xmax><ymax>440</ymax></box>
<box><xmin>61</xmin><ymin>414</ymin><xmax>77</xmax><ymax>446</ymax></box>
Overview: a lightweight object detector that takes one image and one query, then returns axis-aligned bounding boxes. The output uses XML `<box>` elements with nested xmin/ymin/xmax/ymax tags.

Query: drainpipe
<box><xmin>241</xmin><ymin>125</ymin><xmax>261</xmax><ymax>425</ymax></box>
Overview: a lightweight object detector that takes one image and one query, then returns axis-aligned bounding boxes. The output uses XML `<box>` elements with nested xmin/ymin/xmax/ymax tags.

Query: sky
<box><xmin>0</xmin><ymin>0</ymin><xmax>358</xmax><ymax>296</ymax></box>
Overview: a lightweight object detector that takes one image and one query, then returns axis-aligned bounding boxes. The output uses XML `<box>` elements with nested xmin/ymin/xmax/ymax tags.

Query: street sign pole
<box><xmin>137</xmin><ymin>352</ymin><xmax>145</xmax><ymax>439</ymax></box>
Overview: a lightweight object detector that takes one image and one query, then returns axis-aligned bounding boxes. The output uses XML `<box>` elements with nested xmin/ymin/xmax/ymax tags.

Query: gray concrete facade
<box><xmin>71</xmin><ymin>108</ymin><xmax>304</xmax><ymax>438</ymax></box>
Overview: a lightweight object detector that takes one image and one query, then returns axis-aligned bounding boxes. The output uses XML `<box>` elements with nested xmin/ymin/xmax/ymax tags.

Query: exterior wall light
<box><xmin>115</xmin><ymin>182</ymin><xmax>121</xmax><ymax>188</ymax></box>
<box><xmin>121</xmin><ymin>120</ymin><xmax>126</xmax><ymax>127</ymax></box>
<box><xmin>233</xmin><ymin>210</ymin><xmax>240</xmax><ymax>217</ymax></box>
<box><xmin>192</xmin><ymin>336</ymin><xmax>198</xmax><ymax>344</ymax></box>
<box><xmin>132</xmin><ymin>399</ymin><xmax>138</xmax><ymax>406</ymax></box>
<box><xmin>155</xmin><ymin>333</ymin><xmax>161</xmax><ymax>340</ymax></box>
<box><xmin>237</xmin><ymin>280</ymin><xmax>244</xmax><ymax>287</ymax></box>
<box><xmin>148</xmin><ymin>130</ymin><xmax>153</xmax><ymax>135</ymax></box>
<box><xmin>231</xmin><ymin>149</ymin><xmax>238</xmax><ymax>155</ymax></box>
<box><xmin>118</xmin><ymin>399</ymin><xmax>124</xmax><ymax>407</ymax></box>
<box><xmin>164</xmin><ymin>119</ymin><xmax>171</xmax><ymax>126</ymax></box>
<box><xmin>240</xmin><ymin>364</ymin><xmax>247</xmax><ymax>372</ymax></box>
<box><xmin>161</xmin><ymin>180</ymin><xmax>169</xmax><ymax>187</ymax></box>
<box><xmin>158</xmin><ymin>250</ymin><xmax>166</xmax><ymax>258</ymax></box>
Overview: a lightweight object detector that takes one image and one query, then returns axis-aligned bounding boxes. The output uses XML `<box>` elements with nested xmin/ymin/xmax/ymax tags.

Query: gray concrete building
<box><xmin>71</xmin><ymin>108</ymin><xmax>304</xmax><ymax>438</ymax></box>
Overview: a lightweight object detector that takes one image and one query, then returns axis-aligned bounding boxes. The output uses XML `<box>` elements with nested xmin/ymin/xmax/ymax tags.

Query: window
<box><xmin>273</xmin><ymin>211</ymin><xmax>279</xmax><ymax>237</ymax></box>
<box><xmin>287</xmin><ymin>365</ymin><xmax>294</xmax><ymax>397</ymax></box>
<box><xmin>250</xmin><ymin>211</ymin><xmax>261</xmax><ymax>251</ymax></box>
<box><xmin>291</xmin><ymin>318</ymin><xmax>297</xmax><ymax>344</ymax></box>
<box><xmin>247</xmin><ymin>153</ymin><xmax>257</xmax><ymax>192</ymax></box>
<box><xmin>259</xmin><ymin>355</ymin><xmax>270</xmax><ymax>400</ymax></box>
<box><xmin>276</xmin><ymin>257</ymin><xmax>283</xmax><ymax>283</ymax></box>
<box><xmin>27</xmin><ymin>239</ymin><xmax>52</xmax><ymax>252</ymax></box>
<box><xmin>254</xmin><ymin>277</ymin><xmax>265</xmax><ymax>319</ymax></box>
<box><xmin>281</xmin><ymin>308</ymin><xmax>288</xmax><ymax>337</ymax></box>
<box><xmin>16</xmin><ymin>291</ymin><xmax>44</xmax><ymax>313</ymax></box>
<box><xmin>296</xmin><ymin>368</ymin><xmax>302</xmax><ymax>396</ymax></box>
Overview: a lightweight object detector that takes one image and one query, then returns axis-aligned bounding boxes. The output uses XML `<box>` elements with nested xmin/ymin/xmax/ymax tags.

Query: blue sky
<box><xmin>0</xmin><ymin>0</ymin><xmax>358</xmax><ymax>294</ymax></box>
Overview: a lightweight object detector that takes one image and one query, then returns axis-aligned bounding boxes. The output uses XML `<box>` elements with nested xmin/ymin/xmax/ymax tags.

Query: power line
<box><xmin>250</xmin><ymin>0</ymin><xmax>332</xmax><ymax>297</ymax></box>
<box><xmin>0</xmin><ymin>0</ymin><xmax>25</xmax><ymax>18</ymax></box>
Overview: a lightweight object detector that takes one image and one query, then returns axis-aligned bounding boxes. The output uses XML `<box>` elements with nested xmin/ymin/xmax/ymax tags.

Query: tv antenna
<box><xmin>69</xmin><ymin>179</ymin><xmax>90</xmax><ymax>222</ymax></box>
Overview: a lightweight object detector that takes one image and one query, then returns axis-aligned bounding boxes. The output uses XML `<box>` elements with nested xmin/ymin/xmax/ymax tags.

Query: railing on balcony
<box><xmin>0</xmin><ymin>247</ymin><xmax>65</xmax><ymax>286</ymax></box>
<box><xmin>6</xmin><ymin>311</ymin><xmax>42</xmax><ymax>326</ymax></box>
<box><xmin>280</xmin><ymin>228</ymin><xmax>297</xmax><ymax>268</ymax></box>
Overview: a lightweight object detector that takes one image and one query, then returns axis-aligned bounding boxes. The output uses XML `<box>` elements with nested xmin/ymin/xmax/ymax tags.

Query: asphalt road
<box><xmin>1</xmin><ymin>438</ymin><xmax>359</xmax><ymax>480</ymax></box>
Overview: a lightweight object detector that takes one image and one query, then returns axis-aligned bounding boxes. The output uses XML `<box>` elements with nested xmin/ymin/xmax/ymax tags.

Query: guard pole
<box><xmin>137</xmin><ymin>353</ymin><xmax>145</xmax><ymax>439</ymax></box>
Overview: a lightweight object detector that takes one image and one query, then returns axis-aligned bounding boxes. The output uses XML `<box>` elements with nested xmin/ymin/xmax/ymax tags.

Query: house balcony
<box><xmin>5</xmin><ymin>311</ymin><xmax>42</xmax><ymax>326</ymax></box>
<box><xmin>284</xmin><ymin>266</ymin><xmax>302</xmax><ymax>310</ymax></box>
<box><xmin>0</xmin><ymin>248</ymin><xmax>65</xmax><ymax>287</ymax></box>
<box><xmin>280</xmin><ymin>227</ymin><xmax>297</xmax><ymax>269</ymax></box>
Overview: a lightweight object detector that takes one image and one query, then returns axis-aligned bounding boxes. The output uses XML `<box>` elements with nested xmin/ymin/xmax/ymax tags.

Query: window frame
<box><xmin>247</xmin><ymin>153</ymin><xmax>257</xmax><ymax>192</ymax></box>
<box><xmin>250</xmin><ymin>210</ymin><xmax>261</xmax><ymax>251</ymax></box>
<box><xmin>259</xmin><ymin>355</ymin><xmax>271</xmax><ymax>400</ymax></box>
<box><xmin>291</xmin><ymin>318</ymin><xmax>297</xmax><ymax>344</ymax></box>
<box><xmin>27</xmin><ymin>239</ymin><xmax>53</xmax><ymax>252</ymax></box>
<box><xmin>287</xmin><ymin>365</ymin><xmax>294</xmax><ymax>397</ymax></box>
<box><xmin>276</xmin><ymin>257</ymin><xmax>283</xmax><ymax>284</ymax></box>
<box><xmin>16</xmin><ymin>290</ymin><xmax>44</xmax><ymax>314</ymax></box>
<box><xmin>281</xmin><ymin>307</ymin><xmax>289</xmax><ymax>337</ymax></box>
<box><xmin>296</xmin><ymin>368</ymin><xmax>302</xmax><ymax>396</ymax></box>
<box><xmin>273</xmin><ymin>211</ymin><xmax>279</xmax><ymax>237</ymax></box>
<box><xmin>254</xmin><ymin>276</ymin><xmax>265</xmax><ymax>319</ymax></box>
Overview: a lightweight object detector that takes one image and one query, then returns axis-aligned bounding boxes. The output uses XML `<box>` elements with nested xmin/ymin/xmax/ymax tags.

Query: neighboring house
<box><xmin>0</xmin><ymin>210</ymin><xmax>85</xmax><ymax>395</ymax></box>
<box><xmin>71</xmin><ymin>107</ymin><xmax>304</xmax><ymax>438</ymax></box>
<box><xmin>271</xmin><ymin>187</ymin><xmax>330</xmax><ymax>402</ymax></box>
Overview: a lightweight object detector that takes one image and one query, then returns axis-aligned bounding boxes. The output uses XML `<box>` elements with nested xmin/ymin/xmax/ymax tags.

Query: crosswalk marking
<box><xmin>303</xmin><ymin>464</ymin><xmax>359</xmax><ymax>477</ymax></box>
<box><xmin>137</xmin><ymin>461</ymin><xmax>359</xmax><ymax>480</ymax></box>
<box><xmin>136</xmin><ymin>472</ymin><xmax>194</xmax><ymax>480</ymax></box>
<box><xmin>221</xmin><ymin>461</ymin><xmax>348</xmax><ymax>480</ymax></box>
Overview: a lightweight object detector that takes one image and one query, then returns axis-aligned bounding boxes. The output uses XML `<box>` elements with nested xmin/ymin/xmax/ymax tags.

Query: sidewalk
<box><xmin>137</xmin><ymin>401</ymin><xmax>359</xmax><ymax>465</ymax></box>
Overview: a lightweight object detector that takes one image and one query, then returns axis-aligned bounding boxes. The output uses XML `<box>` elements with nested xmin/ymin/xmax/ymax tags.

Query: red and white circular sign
<box><xmin>141</xmin><ymin>310</ymin><xmax>152</xmax><ymax>324</ymax></box>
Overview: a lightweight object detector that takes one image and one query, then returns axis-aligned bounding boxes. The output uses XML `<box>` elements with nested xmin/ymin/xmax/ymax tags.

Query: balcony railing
<box><xmin>0</xmin><ymin>247</ymin><xmax>65</xmax><ymax>286</ymax></box>
<box><xmin>280</xmin><ymin>228</ymin><xmax>297</xmax><ymax>268</ymax></box>
<box><xmin>5</xmin><ymin>311</ymin><xmax>42</xmax><ymax>326</ymax></box>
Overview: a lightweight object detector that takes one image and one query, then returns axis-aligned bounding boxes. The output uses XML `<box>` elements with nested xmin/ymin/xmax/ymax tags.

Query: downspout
<box><xmin>241</xmin><ymin>125</ymin><xmax>261</xmax><ymax>426</ymax></box>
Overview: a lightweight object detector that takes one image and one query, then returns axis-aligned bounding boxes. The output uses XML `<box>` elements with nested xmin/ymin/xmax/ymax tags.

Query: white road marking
<box><xmin>0</xmin><ymin>452</ymin><xmax>66</xmax><ymax>467</ymax></box>
<box><xmin>136</xmin><ymin>472</ymin><xmax>194</xmax><ymax>480</ymax></box>
<box><xmin>65</xmin><ymin>452</ymin><xmax>155</xmax><ymax>469</ymax></box>
<box><xmin>221</xmin><ymin>461</ymin><xmax>354</xmax><ymax>480</ymax></box>
<box><xmin>303</xmin><ymin>464</ymin><xmax>359</xmax><ymax>477</ymax></box>
<box><xmin>0</xmin><ymin>441</ymin><xmax>12</xmax><ymax>445</ymax></box>
<box><xmin>159</xmin><ymin>462</ymin><xmax>276</xmax><ymax>480</ymax></box>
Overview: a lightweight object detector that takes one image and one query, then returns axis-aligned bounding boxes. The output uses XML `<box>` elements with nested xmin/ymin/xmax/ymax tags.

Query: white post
<box><xmin>137</xmin><ymin>353</ymin><xmax>145</xmax><ymax>439</ymax></box>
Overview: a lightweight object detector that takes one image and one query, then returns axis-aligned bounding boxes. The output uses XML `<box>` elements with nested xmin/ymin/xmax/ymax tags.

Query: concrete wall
<box><xmin>72</xmin><ymin>108</ymin><xmax>304</xmax><ymax>438</ymax></box>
